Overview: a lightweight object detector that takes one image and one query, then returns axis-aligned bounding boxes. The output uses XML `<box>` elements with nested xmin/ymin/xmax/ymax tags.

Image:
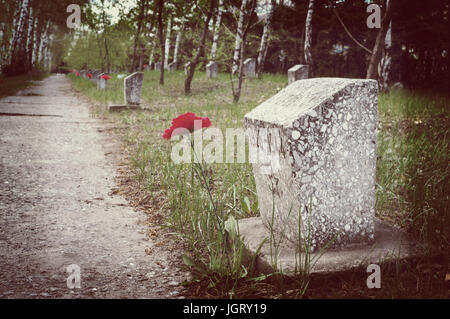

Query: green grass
<box><xmin>377</xmin><ymin>89</ymin><xmax>449</xmax><ymax>250</ymax></box>
<box><xmin>0</xmin><ymin>73</ymin><xmax>49</xmax><ymax>98</ymax></box>
<box><xmin>68</xmin><ymin>71</ymin><xmax>449</xmax><ymax>298</ymax></box>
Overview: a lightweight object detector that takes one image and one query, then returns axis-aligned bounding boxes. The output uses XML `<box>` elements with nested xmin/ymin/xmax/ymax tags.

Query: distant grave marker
<box><xmin>243</xmin><ymin>58</ymin><xmax>256</xmax><ymax>78</ymax></box>
<box><xmin>206</xmin><ymin>61</ymin><xmax>218</xmax><ymax>79</ymax></box>
<box><xmin>168</xmin><ymin>62</ymin><xmax>178</xmax><ymax>72</ymax></box>
<box><xmin>124</xmin><ymin>72</ymin><xmax>144</xmax><ymax>106</ymax></box>
<box><xmin>288</xmin><ymin>64</ymin><xmax>309</xmax><ymax>85</ymax></box>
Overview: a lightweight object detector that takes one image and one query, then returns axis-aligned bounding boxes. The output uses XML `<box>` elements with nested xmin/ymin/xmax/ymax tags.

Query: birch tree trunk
<box><xmin>7</xmin><ymin>0</ymin><xmax>25</xmax><ymax>65</ymax></box>
<box><xmin>304</xmin><ymin>0</ymin><xmax>314</xmax><ymax>73</ymax></box>
<box><xmin>45</xmin><ymin>33</ymin><xmax>54</xmax><ymax>72</ymax></box>
<box><xmin>256</xmin><ymin>0</ymin><xmax>276</xmax><ymax>78</ymax></box>
<box><xmin>210</xmin><ymin>0</ymin><xmax>223</xmax><ymax>61</ymax></box>
<box><xmin>149</xmin><ymin>41</ymin><xmax>155</xmax><ymax>67</ymax></box>
<box><xmin>158</xmin><ymin>0</ymin><xmax>165</xmax><ymax>85</ymax></box>
<box><xmin>233</xmin><ymin>0</ymin><xmax>257</xmax><ymax>103</ymax></box>
<box><xmin>378</xmin><ymin>0</ymin><xmax>392</xmax><ymax>90</ymax></box>
<box><xmin>366</xmin><ymin>0</ymin><xmax>393</xmax><ymax>80</ymax></box>
<box><xmin>32</xmin><ymin>15</ymin><xmax>41</xmax><ymax>68</ymax></box>
<box><xmin>7</xmin><ymin>0</ymin><xmax>30</xmax><ymax>74</ymax></box>
<box><xmin>26</xmin><ymin>6</ymin><xmax>35</xmax><ymax>72</ymax></box>
<box><xmin>164</xmin><ymin>17</ymin><xmax>171</xmax><ymax>69</ymax></box>
<box><xmin>185</xmin><ymin>0</ymin><xmax>216</xmax><ymax>95</ymax></box>
<box><xmin>232</xmin><ymin>0</ymin><xmax>248</xmax><ymax>75</ymax></box>
<box><xmin>173</xmin><ymin>24</ymin><xmax>183</xmax><ymax>64</ymax></box>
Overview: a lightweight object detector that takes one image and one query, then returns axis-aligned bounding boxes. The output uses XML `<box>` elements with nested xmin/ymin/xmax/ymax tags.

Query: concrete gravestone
<box><xmin>288</xmin><ymin>64</ymin><xmax>309</xmax><ymax>85</ymax></box>
<box><xmin>206</xmin><ymin>61</ymin><xmax>218</xmax><ymax>79</ymax></box>
<box><xmin>108</xmin><ymin>72</ymin><xmax>143</xmax><ymax>111</ymax></box>
<box><xmin>168</xmin><ymin>62</ymin><xmax>178</xmax><ymax>72</ymax></box>
<box><xmin>155</xmin><ymin>62</ymin><xmax>162</xmax><ymax>71</ymax></box>
<box><xmin>243</xmin><ymin>58</ymin><xmax>256</xmax><ymax>78</ymax></box>
<box><xmin>97</xmin><ymin>73</ymin><xmax>107</xmax><ymax>89</ymax></box>
<box><xmin>124</xmin><ymin>72</ymin><xmax>144</xmax><ymax>106</ymax></box>
<box><xmin>244</xmin><ymin>78</ymin><xmax>378</xmax><ymax>252</ymax></box>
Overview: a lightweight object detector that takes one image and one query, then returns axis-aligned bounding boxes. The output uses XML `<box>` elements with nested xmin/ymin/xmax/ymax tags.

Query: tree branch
<box><xmin>328</xmin><ymin>0</ymin><xmax>372</xmax><ymax>54</ymax></box>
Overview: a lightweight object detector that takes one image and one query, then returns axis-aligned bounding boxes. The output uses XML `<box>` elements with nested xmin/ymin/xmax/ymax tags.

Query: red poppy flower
<box><xmin>101</xmin><ymin>74</ymin><xmax>111</xmax><ymax>80</ymax></box>
<box><xmin>87</xmin><ymin>73</ymin><xmax>92</xmax><ymax>78</ymax></box>
<box><xmin>75</xmin><ymin>72</ymin><xmax>80</xmax><ymax>76</ymax></box>
<box><xmin>162</xmin><ymin>112</ymin><xmax>211</xmax><ymax>139</ymax></box>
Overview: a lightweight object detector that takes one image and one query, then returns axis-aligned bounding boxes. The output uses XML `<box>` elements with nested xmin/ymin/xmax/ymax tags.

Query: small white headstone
<box><xmin>206</xmin><ymin>61</ymin><xmax>218</xmax><ymax>79</ymax></box>
<box><xmin>168</xmin><ymin>62</ymin><xmax>178</xmax><ymax>72</ymax></box>
<box><xmin>243</xmin><ymin>58</ymin><xmax>256</xmax><ymax>78</ymax></box>
<box><xmin>288</xmin><ymin>64</ymin><xmax>309</xmax><ymax>85</ymax></box>
<box><xmin>97</xmin><ymin>73</ymin><xmax>106</xmax><ymax>89</ymax></box>
<box><xmin>124</xmin><ymin>72</ymin><xmax>144</xmax><ymax>106</ymax></box>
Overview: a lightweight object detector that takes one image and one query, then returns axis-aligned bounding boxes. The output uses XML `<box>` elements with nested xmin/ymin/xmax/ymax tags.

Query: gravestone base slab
<box><xmin>108</xmin><ymin>104</ymin><xmax>141</xmax><ymax>112</ymax></box>
<box><xmin>239</xmin><ymin>217</ymin><xmax>421</xmax><ymax>276</ymax></box>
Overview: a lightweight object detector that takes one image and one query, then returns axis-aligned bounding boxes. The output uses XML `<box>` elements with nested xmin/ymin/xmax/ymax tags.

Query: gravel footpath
<box><xmin>0</xmin><ymin>75</ymin><xmax>187</xmax><ymax>298</ymax></box>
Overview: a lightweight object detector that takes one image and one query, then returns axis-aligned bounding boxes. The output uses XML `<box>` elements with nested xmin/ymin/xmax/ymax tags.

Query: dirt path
<box><xmin>0</xmin><ymin>75</ymin><xmax>187</xmax><ymax>298</ymax></box>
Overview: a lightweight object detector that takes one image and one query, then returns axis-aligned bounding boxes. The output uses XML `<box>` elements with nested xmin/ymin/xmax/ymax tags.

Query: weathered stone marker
<box><xmin>243</xmin><ymin>58</ymin><xmax>256</xmax><ymax>78</ymax></box>
<box><xmin>97</xmin><ymin>73</ymin><xmax>107</xmax><ymax>89</ymax></box>
<box><xmin>168</xmin><ymin>62</ymin><xmax>178</xmax><ymax>72</ymax></box>
<box><xmin>184</xmin><ymin>62</ymin><xmax>191</xmax><ymax>75</ymax></box>
<box><xmin>155</xmin><ymin>62</ymin><xmax>162</xmax><ymax>71</ymax></box>
<box><xmin>244</xmin><ymin>78</ymin><xmax>378</xmax><ymax>251</ymax></box>
<box><xmin>288</xmin><ymin>64</ymin><xmax>309</xmax><ymax>85</ymax></box>
<box><xmin>90</xmin><ymin>70</ymin><xmax>101</xmax><ymax>82</ymax></box>
<box><xmin>124</xmin><ymin>72</ymin><xmax>144</xmax><ymax>106</ymax></box>
<box><xmin>206</xmin><ymin>61</ymin><xmax>218</xmax><ymax>79</ymax></box>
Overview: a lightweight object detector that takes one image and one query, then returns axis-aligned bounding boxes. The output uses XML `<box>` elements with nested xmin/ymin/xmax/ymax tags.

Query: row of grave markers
<box><xmin>78</xmin><ymin>70</ymin><xmax>144</xmax><ymax>109</ymax></box>
<box><xmin>145</xmin><ymin>60</ymin><xmax>311</xmax><ymax>83</ymax></box>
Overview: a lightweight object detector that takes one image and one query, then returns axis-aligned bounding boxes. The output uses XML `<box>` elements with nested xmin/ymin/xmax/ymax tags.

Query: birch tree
<box><xmin>378</xmin><ymin>0</ymin><xmax>392</xmax><ymax>90</ymax></box>
<box><xmin>366</xmin><ymin>0</ymin><xmax>393</xmax><ymax>80</ymax></box>
<box><xmin>378</xmin><ymin>21</ymin><xmax>392</xmax><ymax>90</ymax></box>
<box><xmin>232</xmin><ymin>0</ymin><xmax>257</xmax><ymax>103</ymax></box>
<box><xmin>173</xmin><ymin>22</ymin><xmax>183</xmax><ymax>64</ymax></box>
<box><xmin>158</xmin><ymin>0</ymin><xmax>165</xmax><ymax>84</ymax></box>
<box><xmin>232</xmin><ymin>0</ymin><xmax>248</xmax><ymax>74</ymax></box>
<box><xmin>8</xmin><ymin>0</ymin><xmax>30</xmax><ymax>73</ymax></box>
<box><xmin>304</xmin><ymin>0</ymin><xmax>314</xmax><ymax>72</ymax></box>
<box><xmin>185</xmin><ymin>0</ymin><xmax>216</xmax><ymax>94</ymax></box>
<box><xmin>164</xmin><ymin>16</ymin><xmax>172</xmax><ymax>69</ymax></box>
<box><xmin>130</xmin><ymin>0</ymin><xmax>149</xmax><ymax>72</ymax></box>
<box><xmin>256</xmin><ymin>0</ymin><xmax>276</xmax><ymax>78</ymax></box>
<box><xmin>210</xmin><ymin>0</ymin><xmax>223</xmax><ymax>61</ymax></box>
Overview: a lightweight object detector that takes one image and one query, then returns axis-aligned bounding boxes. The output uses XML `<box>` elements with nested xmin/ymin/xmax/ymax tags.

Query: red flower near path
<box><xmin>101</xmin><ymin>74</ymin><xmax>111</xmax><ymax>80</ymax></box>
<box><xmin>87</xmin><ymin>73</ymin><xmax>92</xmax><ymax>78</ymax></box>
<box><xmin>162</xmin><ymin>112</ymin><xmax>212</xmax><ymax>139</ymax></box>
<box><xmin>75</xmin><ymin>72</ymin><xmax>80</xmax><ymax>76</ymax></box>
